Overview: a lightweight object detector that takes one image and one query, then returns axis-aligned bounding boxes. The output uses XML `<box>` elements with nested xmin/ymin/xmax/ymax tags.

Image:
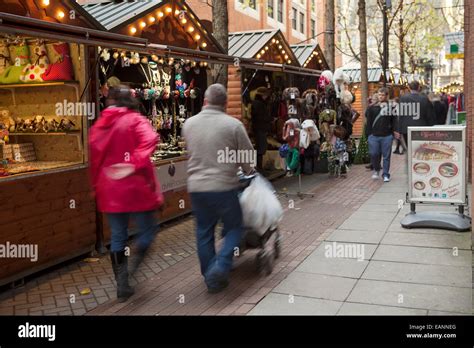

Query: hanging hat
<box><xmin>256</xmin><ymin>86</ymin><xmax>270</xmax><ymax>96</ymax></box>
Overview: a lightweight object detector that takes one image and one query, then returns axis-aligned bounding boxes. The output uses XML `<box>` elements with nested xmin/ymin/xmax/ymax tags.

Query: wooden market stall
<box><xmin>0</xmin><ymin>2</ymin><xmax>147</xmax><ymax>286</ymax></box>
<box><xmin>81</xmin><ymin>0</ymin><xmax>227</xmax><ymax>236</ymax></box>
<box><xmin>227</xmin><ymin>29</ymin><xmax>325</xmax><ymax>176</ymax></box>
<box><xmin>291</xmin><ymin>43</ymin><xmax>329</xmax><ymax>92</ymax></box>
<box><xmin>343</xmin><ymin>67</ymin><xmax>406</xmax><ymax>137</ymax></box>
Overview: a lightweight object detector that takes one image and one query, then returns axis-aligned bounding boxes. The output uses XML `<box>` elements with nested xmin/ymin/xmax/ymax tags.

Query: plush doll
<box><xmin>302</xmin><ymin>89</ymin><xmax>318</xmax><ymax>119</ymax></box>
<box><xmin>0</xmin><ymin>41</ymin><xmax>11</xmax><ymax>76</ymax></box>
<box><xmin>20</xmin><ymin>40</ymin><xmax>50</xmax><ymax>83</ymax></box>
<box><xmin>333</xmin><ymin>68</ymin><xmax>350</xmax><ymax>99</ymax></box>
<box><xmin>41</xmin><ymin>42</ymin><xmax>74</xmax><ymax>81</ymax></box>
<box><xmin>0</xmin><ymin>109</ymin><xmax>15</xmax><ymax>133</ymax></box>
<box><xmin>0</xmin><ymin>40</ymin><xmax>30</xmax><ymax>84</ymax></box>
<box><xmin>282</xmin><ymin>118</ymin><xmax>301</xmax><ymax>149</ymax></box>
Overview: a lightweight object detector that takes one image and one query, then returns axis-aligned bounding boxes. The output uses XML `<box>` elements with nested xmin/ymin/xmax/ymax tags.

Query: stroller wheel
<box><xmin>274</xmin><ymin>235</ymin><xmax>282</xmax><ymax>259</ymax></box>
<box><xmin>264</xmin><ymin>253</ymin><xmax>274</xmax><ymax>276</ymax></box>
<box><xmin>256</xmin><ymin>251</ymin><xmax>265</xmax><ymax>273</ymax></box>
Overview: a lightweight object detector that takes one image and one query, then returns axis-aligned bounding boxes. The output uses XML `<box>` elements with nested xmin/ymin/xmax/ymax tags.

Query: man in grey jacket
<box><xmin>183</xmin><ymin>84</ymin><xmax>255</xmax><ymax>293</ymax></box>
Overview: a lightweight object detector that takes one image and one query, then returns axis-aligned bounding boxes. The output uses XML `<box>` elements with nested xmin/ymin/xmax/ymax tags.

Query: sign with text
<box><xmin>156</xmin><ymin>160</ymin><xmax>188</xmax><ymax>193</ymax></box>
<box><xmin>408</xmin><ymin>126</ymin><xmax>466</xmax><ymax>204</ymax></box>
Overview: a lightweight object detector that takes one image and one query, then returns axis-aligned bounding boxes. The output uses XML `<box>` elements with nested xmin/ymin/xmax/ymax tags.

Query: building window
<box><xmin>300</xmin><ymin>12</ymin><xmax>305</xmax><ymax>33</ymax></box>
<box><xmin>277</xmin><ymin>0</ymin><xmax>284</xmax><ymax>22</ymax></box>
<box><xmin>311</xmin><ymin>19</ymin><xmax>315</xmax><ymax>37</ymax></box>
<box><xmin>239</xmin><ymin>0</ymin><xmax>256</xmax><ymax>10</ymax></box>
<box><xmin>311</xmin><ymin>0</ymin><xmax>315</xmax><ymax>12</ymax></box>
<box><xmin>292</xmin><ymin>8</ymin><xmax>297</xmax><ymax>30</ymax></box>
<box><xmin>268</xmin><ymin>0</ymin><xmax>274</xmax><ymax>18</ymax></box>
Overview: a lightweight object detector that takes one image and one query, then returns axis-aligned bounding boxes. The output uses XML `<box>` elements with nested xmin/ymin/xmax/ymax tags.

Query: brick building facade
<box><xmin>186</xmin><ymin>0</ymin><xmax>341</xmax><ymax>67</ymax></box>
<box><xmin>466</xmin><ymin>3</ymin><xmax>472</xmax><ymax>216</ymax></box>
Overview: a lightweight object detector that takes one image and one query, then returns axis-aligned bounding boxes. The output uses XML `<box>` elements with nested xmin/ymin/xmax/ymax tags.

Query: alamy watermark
<box><xmin>325</xmin><ymin>242</ymin><xmax>365</xmax><ymax>262</ymax></box>
<box><xmin>0</xmin><ymin>241</ymin><xmax>38</xmax><ymax>262</ymax></box>
<box><xmin>18</xmin><ymin>322</ymin><xmax>55</xmax><ymax>341</ymax></box>
<box><xmin>380</xmin><ymin>101</ymin><xmax>420</xmax><ymax>120</ymax></box>
<box><xmin>56</xmin><ymin>100</ymin><xmax>96</xmax><ymax>120</ymax></box>
<box><xmin>217</xmin><ymin>147</ymin><xmax>257</xmax><ymax>168</ymax></box>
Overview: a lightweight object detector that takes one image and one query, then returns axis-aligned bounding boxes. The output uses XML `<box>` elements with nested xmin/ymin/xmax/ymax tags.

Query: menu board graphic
<box><xmin>408</xmin><ymin>126</ymin><xmax>466</xmax><ymax>204</ymax></box>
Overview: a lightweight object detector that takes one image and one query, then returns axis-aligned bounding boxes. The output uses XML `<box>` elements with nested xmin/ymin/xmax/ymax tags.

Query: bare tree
<box><xmin>358</xmin><ymin>0</ymin><xmax>369</xmax><ymax>113</ymax></box>
<box><xmin>211</xmin><ymin>0</ymin><xmax>228</xmax><ymax>87</ymax></box>
<box><xmin>324</xmin><ymin>0</ymin><xmax>336</xmax><ymax>70</ymax></box>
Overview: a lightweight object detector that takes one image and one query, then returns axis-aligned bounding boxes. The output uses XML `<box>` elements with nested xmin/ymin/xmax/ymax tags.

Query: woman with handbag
<box><xmin>89</xmin><ymin>86</ymin><xmax>164</xmax><ymax>302</ymax></box>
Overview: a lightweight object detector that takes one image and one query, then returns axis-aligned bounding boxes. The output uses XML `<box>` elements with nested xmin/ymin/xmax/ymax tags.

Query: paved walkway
<box><xmin>249</xmin><ymin>161</ymin><xmax>473</xmax><ymax>315</ymax></box>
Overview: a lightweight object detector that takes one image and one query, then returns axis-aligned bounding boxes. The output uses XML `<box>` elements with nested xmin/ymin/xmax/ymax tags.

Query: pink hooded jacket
<box><xmin>89</xmin><ymin>107</ymin><xmax>164</xmax><ymax>213</ymax></box>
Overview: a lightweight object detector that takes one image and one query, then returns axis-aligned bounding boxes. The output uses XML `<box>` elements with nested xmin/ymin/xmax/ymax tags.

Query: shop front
<box><xmin>0</xmin><ymin>3</ymin><xmax>148</xmax><ymax>286</ymax></box>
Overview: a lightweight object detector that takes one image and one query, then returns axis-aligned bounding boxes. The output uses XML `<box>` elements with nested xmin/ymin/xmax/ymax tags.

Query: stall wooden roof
<box><xmin>82</xmin><ymin>0</ymin><xmax>224</xmax><ymax>53</ymax></box>
<box><xmin>291</xmin><ymin>44</ymin><xmax>329</xmax><ymax>71</ymax></box>
<box><xmin>1</xmin><ymin>0</ymin><xmax>105</xmax><ymax>30</ymax></box>
<box><xmin>228</xmin><ymin>29</ymin><xmax>300</xmax><ymax>67</ymax></box>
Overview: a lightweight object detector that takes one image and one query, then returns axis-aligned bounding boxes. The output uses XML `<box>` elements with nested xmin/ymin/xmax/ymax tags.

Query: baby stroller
<box><xmin>237</xmin><ymin>171</ymin><xmax>282</xmax><ymax>275</ymax></box>
<box><xmin>328</xmin><ymin>138</ymin><xmax>349</xmax><ymax>178</ymax></box>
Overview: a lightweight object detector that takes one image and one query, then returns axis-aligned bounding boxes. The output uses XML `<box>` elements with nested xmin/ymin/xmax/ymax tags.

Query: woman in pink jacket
<box><xmin>90</xmin><ymin>86</ymin><xmax>164</xmax><ymax>302</ymax></box>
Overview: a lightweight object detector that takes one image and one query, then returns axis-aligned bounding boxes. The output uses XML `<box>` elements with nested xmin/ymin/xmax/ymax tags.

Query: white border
<box><xmin>407</xmin><ymin>126</ymin><xmax>467</xmax><ymax>205</ymax></box>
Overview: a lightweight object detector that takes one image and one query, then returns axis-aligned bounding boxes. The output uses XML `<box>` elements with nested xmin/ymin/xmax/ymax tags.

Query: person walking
<box><xmin>429</xmin><ymin>93</ymin><xmax>448</xmax><ymax>125</ymax></box>
<box><xmin>396</xmin><ymin>81</ymin><xmax>436</xmax><ymax>144</ymax></box>
<box><xmin>251</xmin><ymin>87</ymin><xmax>272</xmax><ymax>171</ymax></box>
<box><xmin>89</xmin><ymin>86</ymin><xmax>164</xmax><ymax>302</ymax></box>
<box><xmin>183</xmin><ymin>84</ymin><xmax>255</xmax><ymax>293</ymax></box>
<box><xmin>365</xmin><ymin>93</ymin><xmax>379</xmax><ymax>170</ymax></box>
<box><xmin>366</xmin><ymin>87</ymin><xmax>394</xmax><ymax>182</ymax></box>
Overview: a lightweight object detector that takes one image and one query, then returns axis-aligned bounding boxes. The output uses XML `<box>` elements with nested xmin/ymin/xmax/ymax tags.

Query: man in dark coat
<box><xmin>251</xmin><ymin>87</ymin><xmax>272</xmax><ymax>171</ymax></box>
<box><xmin>395</xmin><ymin>81</ymin><xmax>436</xmax><ymax>144</ymax></box>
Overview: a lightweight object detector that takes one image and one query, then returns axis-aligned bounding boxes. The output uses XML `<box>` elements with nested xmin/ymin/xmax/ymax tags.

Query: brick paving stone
<box><xmin>0</xmin><ymin>158</ymin><xmax>403</xmax><ymax>316</ymax></box>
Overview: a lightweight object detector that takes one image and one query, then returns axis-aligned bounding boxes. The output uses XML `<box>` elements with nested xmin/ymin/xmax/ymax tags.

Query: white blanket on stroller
<box><xmin>239</xmin><ymin>174</ymin><xmax>283</xmax><ymax>236</ymax></box>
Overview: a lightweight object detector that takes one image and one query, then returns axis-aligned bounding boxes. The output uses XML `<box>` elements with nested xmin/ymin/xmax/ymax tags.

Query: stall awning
<box><xmin>229</xmin><ymin>29</ymin><xmax>300</xmax><ymax>67</ymax></box>
<box><xmin>291</xmin><ymin>44</ymin><xmax>329</xmax><ymax>70</ymax></box>
<box><xmin>82</xmin><ymin>1</ymin><xmax>162</xmax><ymax>31</ymax></box>
<box><xmin>0</xmin><ymin>11</ymin><xmax>148</xmax><ymax>50</ymax></box>
<box><xmin>0</xmin><ymin>0</ymin><xmax>106</xmax><ymax>30</ymax></box>
<box><xmin>343</xmin><ymin>67</ymin><xmax>399</xmax><ymax>84</ymax></box>
<box><xmin>0</xmin><ymin>11</ymin><xmax>320</xmax><ymax>77</ymax></box>
<box><xmin>81</xmin><ymin>0</ymin><xmax>224</xmax><ymax>54</ymax></box>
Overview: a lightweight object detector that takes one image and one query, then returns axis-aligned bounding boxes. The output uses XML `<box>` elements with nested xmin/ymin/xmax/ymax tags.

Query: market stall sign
<box><xmin>408</xmin><ymin>126</ymin><xmax>466</xmax><ymax>205</ymax></box>
<box><xmin>156</xmin><ymin>160</ymin><xmax>188</xmax><ymax>193</ymax></box>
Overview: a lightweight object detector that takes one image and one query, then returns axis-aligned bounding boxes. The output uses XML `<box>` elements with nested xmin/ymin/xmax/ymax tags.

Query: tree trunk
<box><xmin>324</xmin><ymin>0</ymin><xmax>336</xmax><ymax>70</ymax></box>
<box><xmin>358</xmin><ymin>0</ymin><xmax>369</xmax><ymax>115</ymax></box>
<box><xmin>399</xmin><ymin>0</ymin><xmax>405</xmax><ymax>73</ymax></box>
<box><xmin>211</xmin><ymin>0</ymin><xmax>228</xmax><ymax>87</ymax></box>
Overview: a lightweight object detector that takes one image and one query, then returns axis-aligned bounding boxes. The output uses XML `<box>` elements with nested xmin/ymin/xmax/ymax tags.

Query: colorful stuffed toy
<box><xmin>41</xmin><ymin>42</ymin><xmax>74</xmax><ymax>81</ymax></box>
<box><xmin>0</xmin><ymin>40</ymin><xmax>30</xmax><ymax>84</ymax></box>
<box><xmin>0</xmin><ymin>41</ymin><xmax>11</xmax><ymax>76</ymax></box>
<box><xmin>20</xmin><ymin>39</ymin><xmax>50</xmax><ymax>83</ymax></box>
<box><xmin>318</xmin><ymin>70</ymin><xmax>333</xmax><ymax>90</ymax></box>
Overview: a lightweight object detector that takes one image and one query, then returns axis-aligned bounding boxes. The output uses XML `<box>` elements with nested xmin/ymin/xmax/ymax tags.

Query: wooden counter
<box><xmin>0</xmin><ymin>166</ymin><xmax>97</xmax><ymax>286</ymax></box>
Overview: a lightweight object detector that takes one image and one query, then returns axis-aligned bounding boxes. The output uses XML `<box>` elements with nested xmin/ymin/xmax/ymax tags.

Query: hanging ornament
<box><xmin>113</xmin><ymin>51</ymin><xmax>119</xmax><ymax>59</ymax></box>
<box><xmin>100</xmin><ymin>48</ymin><xmax>110</xmax><ymax>61</ymax></box>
